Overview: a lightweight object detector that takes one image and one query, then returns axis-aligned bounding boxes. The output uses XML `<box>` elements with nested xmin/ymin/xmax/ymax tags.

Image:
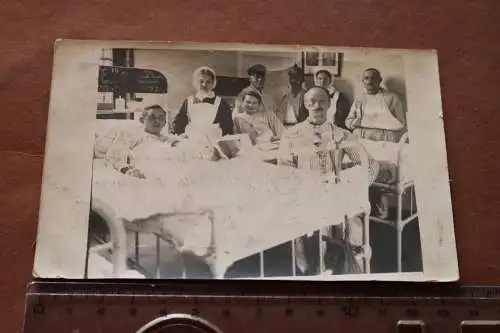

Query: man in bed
<box><xmin>94</xmin><ymin>105</ymin><xmax>181</xmax><ymax>179</ymax></box>
<box><xmin>233</xmin><ymin>64</ymin><xmax>270</xmax><ymax>116</ymax></box>
<box><xmin>233</xmin><ymin>90</ymin><xmax>285</xmax><ymax>147</ymax></box>
<box><xmin>277</xmin><ymin>86</ymin><xmax>380</xmax><ymax>276</ymax></box>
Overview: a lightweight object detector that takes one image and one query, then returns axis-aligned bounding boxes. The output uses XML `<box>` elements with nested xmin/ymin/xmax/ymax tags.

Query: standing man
<box><xmin>274</xmin><ymin>64</ymin><xmax>308</xmax><ymax>127</ymax></box>
<box><xmin>345</xmin><ymin>68</ymin><xmax>406</xmax><ymax>142</ymax></box>
<box><xmin>234</xmin><ymin>64</ymin><xmax>268</xmax><ymax>116</ymax></box>
<box><xmin>314</xmin><ymin>69</ymin><xmax>352</xmax><ymax>131</ymax></box>
<box><xmin>278</xmin><ymin>86</ymin><xmax>379</xmax><ymax>276</ymax></box>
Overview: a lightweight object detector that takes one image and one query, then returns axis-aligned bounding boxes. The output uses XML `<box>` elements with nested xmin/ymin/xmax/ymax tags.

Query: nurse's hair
<box><xmin>139</xmin><ymin>104</ymin><xmax>166</xmax><ymax>124</ymax></box>
<box><xmin>192</xmin><ymin>66</ymin><xmax>217</xmax><ymax>89</ymax></box>
<box><xmin>242</xmin><ymin>90</ymin><xmax>263</xmax><ymax>103</ymax></box>
<box><xmin>314</xmin><ymin>69</ymin><xmax>333</xmax><ymax>80</ymax></box>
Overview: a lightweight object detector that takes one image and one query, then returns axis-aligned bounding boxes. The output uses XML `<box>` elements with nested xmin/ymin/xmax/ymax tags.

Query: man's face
<box><xmin>289</xmin><ymin>73</ymin><xmax>303</xmax><ymax>87</ymax></box>
<box><xmin>315</xmin><ymin>72</ymin><xmax>332</xmax><ymax>88</ymax></box>
<box><xmin>195</xmin><ymin>74</ymin><xmax>215</xmax><ymax>93</ymax></box>
<box><xmin>362</xmin><ymin>70</ymin><xmax>382</xmax><ymax>94</ymax></box>
<box><xmin>304</xmin><ymin>87</ymin><xmax>330</xmax><ymax>125</ymax></box>
<box><xmin>144</xmin><ymin>108</ymin><xmax>167</xmax><ymax>135</ymax></box>
<box><xmin>242</xmin><ymin>94</ymin><xmax>260</xmax><ymax>113</ymax></box>
<box><xmin>249</xmin><ymin>73</ymin><xmax>265</xmax><ymax>90</ymax></box>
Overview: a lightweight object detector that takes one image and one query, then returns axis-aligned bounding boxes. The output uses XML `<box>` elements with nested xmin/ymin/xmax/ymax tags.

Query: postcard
<box><xmin>32</xmin><ymin>39</ymin><xmax>459</xmax><ymax>281</ymax></box>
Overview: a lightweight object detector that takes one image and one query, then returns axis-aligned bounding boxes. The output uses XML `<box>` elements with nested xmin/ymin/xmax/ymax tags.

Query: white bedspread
<box><xmin>91</xmin><ymin>141</ymin><xmax>371</xmax><ymax>276</ymax></box>
<box><xmin>358</xmin><ymin>139</ymin><xmax>413</xmax><ymax>184</ymax></box>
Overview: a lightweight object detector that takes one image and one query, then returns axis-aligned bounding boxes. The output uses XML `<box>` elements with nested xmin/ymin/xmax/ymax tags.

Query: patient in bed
<box><xmin>278</xmin><ymin>86</ymin><xmax>380</xmax><ymax>276</ymax></box>
<box><xmin>94</xmin><ymin>105</ymin><xmax>181</xmax><ymax>179</ymax></box>
<box><xmin>233</xmin><ymin>90</ymin><xmax>285</xmax><ymax>149</ymax></box>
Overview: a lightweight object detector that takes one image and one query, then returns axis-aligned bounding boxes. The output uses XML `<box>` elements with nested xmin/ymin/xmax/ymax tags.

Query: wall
<box><xmin>130</xmin><ymin>49</ymin><xmax>407</xmax><ymax>117</ymax></box>
<box><xmin>337</xmin><ymin>53</ymin><xmax>407</xmax><ymax>111</ymax></box>
<box><xmin>131</xmin><ymin>49</ymin><xmax>237</xmax><ymax>115</ymax></box>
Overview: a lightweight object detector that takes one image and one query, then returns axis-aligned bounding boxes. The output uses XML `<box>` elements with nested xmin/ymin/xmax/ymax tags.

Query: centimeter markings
<box><xmin>23</xmin><ymin>284</ymin><xmax>500</xmax><ymax>333</ymax></box>
<box><xmin>26</xmin><ymin>291</ymin><xmax>500</xmax><ymax>320</ymax></box>
<box><xmin>25</xmin><ymin>281</ymin><xmax>500</xmax><ymax>297</ymax></box>
<box><xmin>24</xmin><ymin>283</ymin><xmax>500</xmax><ymax>309</ymax></box>
<box><xmin>24</xmin><ymin>283</ymin><xmax>500</xmax><ymax>303</ymax></box>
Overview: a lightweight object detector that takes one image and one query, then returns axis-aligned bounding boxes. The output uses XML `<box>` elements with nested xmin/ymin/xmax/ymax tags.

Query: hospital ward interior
<box><xmin>86</xmin><ymin>48</ymin><xmax>423</xmax><ymax>279</ymax></box>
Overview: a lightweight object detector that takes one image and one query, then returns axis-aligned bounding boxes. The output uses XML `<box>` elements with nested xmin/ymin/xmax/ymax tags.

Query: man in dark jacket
<box><xmin>314</xmin><ymin>69</ymin><xmax>352</xmax><ymax>131</ymax></box>
<box><xmin>274</xmin><ymin>64</ymin><xmax>309</xmax><ymax>127</ymax></box>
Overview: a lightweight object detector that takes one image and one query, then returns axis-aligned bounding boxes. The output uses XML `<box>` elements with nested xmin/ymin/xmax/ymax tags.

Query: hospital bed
<box><xmin>357</xmin><ymin>133</ymin><xmax>418</xmax><ymax>272</ymax></box>
<box><xmin>87</xmin><ymin>119</ymin><xmax>375</xmax><ymax>279</ymax></box>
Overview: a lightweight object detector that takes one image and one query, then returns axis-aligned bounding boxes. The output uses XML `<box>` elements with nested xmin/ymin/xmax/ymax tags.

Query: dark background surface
<box><xmin>1</xmin><ymin>1</ymin><xmax>499</xmax><ymax>332</ymax></box>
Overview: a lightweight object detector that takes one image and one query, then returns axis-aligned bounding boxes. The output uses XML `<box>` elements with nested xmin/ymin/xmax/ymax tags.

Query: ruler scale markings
<box><xmin>22</xmin><ymin>283</ymin><xmax>500</xmax><ymax>333</ymax></box>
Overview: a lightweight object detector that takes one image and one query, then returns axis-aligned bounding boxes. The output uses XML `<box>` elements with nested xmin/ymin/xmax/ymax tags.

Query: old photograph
<box><xmin>33</xmin><ymin>40</ymin><xmax>459</xmax><ymax>281</ymax></box>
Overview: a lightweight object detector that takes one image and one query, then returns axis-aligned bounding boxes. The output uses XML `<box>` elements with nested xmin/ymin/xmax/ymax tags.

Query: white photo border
<box><xmin>33</xmin><ymin>39</ymin><xmax>459</xmax><ymax>281</ymax></box>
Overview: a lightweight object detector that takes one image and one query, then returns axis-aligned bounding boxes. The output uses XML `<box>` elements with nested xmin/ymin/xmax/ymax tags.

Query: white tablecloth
<box><xmin>358</xmin><ymin>139</ymin><xmax>413</xmax><ymax>184</ymax></box>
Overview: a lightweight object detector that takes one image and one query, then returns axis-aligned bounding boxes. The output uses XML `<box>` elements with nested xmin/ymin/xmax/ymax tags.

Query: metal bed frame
<box><xmin>367</xmin><ymin>133</ymin><xmax>418</xmax><ymax>272</ymax></box>
<box><xmin>86</xmin><ymin>141</ymin><xmax>373</xmax><ymax>279</ymax></box>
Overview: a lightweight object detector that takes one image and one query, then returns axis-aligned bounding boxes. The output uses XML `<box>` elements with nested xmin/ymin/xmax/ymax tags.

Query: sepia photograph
<box><xmin>33</xmin><ymin>40</ymin><xmax>459</xmax><ymax>281</ymax></box>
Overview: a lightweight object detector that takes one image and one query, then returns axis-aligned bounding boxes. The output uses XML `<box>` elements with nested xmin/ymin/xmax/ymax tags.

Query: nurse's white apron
<box><xmin>184</xmin><ymin>95</ymin><xmax>223</xmax><ymax>158</ymax></box>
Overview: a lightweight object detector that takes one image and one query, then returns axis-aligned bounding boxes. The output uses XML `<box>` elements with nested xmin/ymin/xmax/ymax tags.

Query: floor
<box><xmin>86</xmin><ymin>201</ymin><xmax>423</xmax><ymax>279</ymax></box>
<box><xmin>222</xmin><ymin>217</ymin><xmax>423</xmax><ymax>279</ymax></box>
<box><xmin>95</xmin><ymin>218</ymin><xmax>423</xmax><ymax>279</ymax></box>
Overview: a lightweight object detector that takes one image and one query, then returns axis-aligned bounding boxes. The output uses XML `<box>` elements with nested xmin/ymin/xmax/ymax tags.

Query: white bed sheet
<box><xmin>91</xmin><ymin>144</ymin><xmax>371</xmax><ymax>276</ymax></box>
<box><xmin>358</xmin><ymin>139</ymin><xmax>413</xmax><ymax>184</ymax></box>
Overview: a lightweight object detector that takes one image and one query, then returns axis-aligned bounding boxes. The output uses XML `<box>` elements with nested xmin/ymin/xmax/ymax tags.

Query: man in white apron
<box><xmin>345</xmin><ymin>68</ymin><xmax>407</xmax><ymax>219</ymax></box>
<box><xmin>345</xmin><ymin>68</ymin><xmax>406</xmax><ymax>142</ymax></box>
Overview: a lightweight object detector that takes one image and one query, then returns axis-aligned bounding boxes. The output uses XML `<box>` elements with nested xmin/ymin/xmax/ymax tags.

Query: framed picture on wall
<box><xmin>302</xmin><ymin>50</ymin><xmax>343</xmax><ymax>77</ymax></box>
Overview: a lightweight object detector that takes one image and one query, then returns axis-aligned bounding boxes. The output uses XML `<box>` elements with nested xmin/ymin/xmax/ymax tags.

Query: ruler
<box><xmin>23</xmin><ymin>281</ymin><xmax>500</xmax><ymax>333</ymax></box>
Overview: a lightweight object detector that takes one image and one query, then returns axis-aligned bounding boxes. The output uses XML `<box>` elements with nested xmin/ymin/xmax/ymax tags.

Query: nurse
<box><xmin>314</xmin><ymin>69</ymin><xmax>352</xmax><ymax>131</ymax></box>
<box><xmin>172</xmin><ymin>66</ymin><xmax>234</xmax><ymax>142</ymax></box>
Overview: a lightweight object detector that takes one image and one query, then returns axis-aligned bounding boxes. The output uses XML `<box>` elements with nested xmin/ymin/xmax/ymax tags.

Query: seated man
<box><xmin>233</xmin><ymin>90</ymin><xmax>285</xmax><ymax>147</ymax></box>
<box><xmin>94</xmin><ymin>105</ymin><xmax>181</xmax><ymax>179</ymax></box>
<box><xmin>278</xmin><ymin>86</ymin><xmax>380</xmax><ymax>276</ymax></box>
